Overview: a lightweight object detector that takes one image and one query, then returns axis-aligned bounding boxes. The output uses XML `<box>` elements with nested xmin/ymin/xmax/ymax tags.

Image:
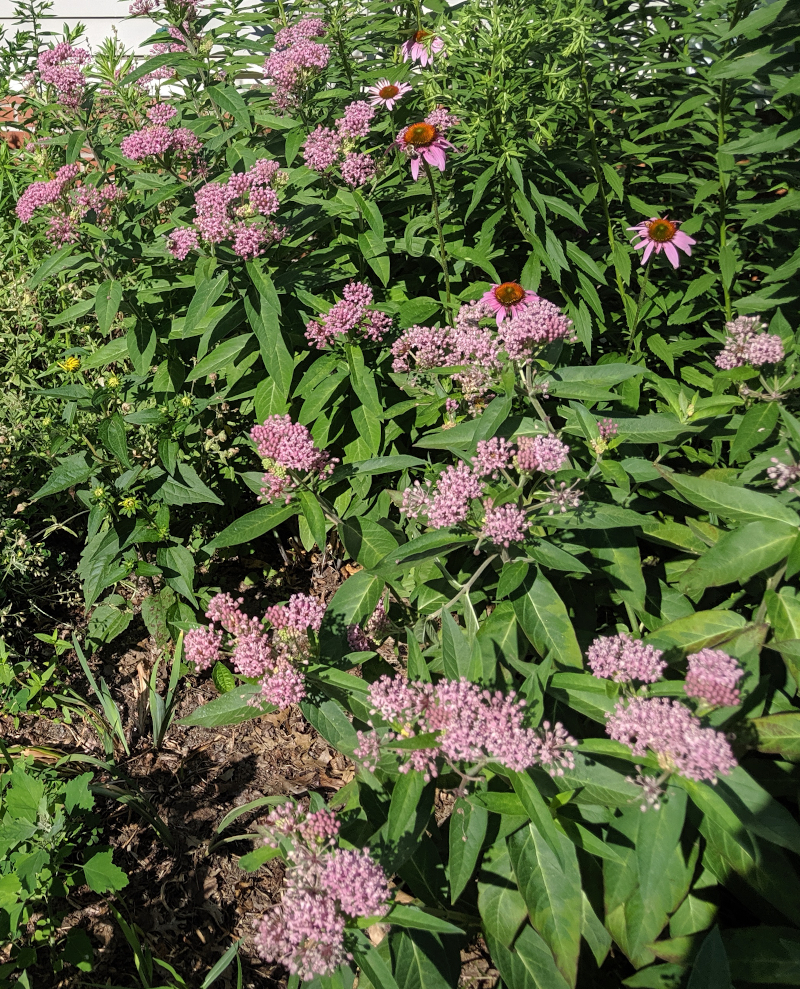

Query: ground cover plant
<box><xmin>0</xmin><ymin>0</ymin><xmax>799</xmax><ymax>984</ymax></box>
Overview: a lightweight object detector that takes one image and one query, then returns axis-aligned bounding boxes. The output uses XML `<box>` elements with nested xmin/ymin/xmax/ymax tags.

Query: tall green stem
<box><xmin>625</xmin><ymin>257</ymin><xmax>653</xmax><ymax>359</ymax></box>
<box><xmin>580</xmin><ymin>54</ymin><xmax>629</xmax><ymax>332</ymax></box>
<box><xmin>716</xmin><ymin>0</ymin><xmax>744</xmax><ymax>321</ymax></box>
<box><xmin>423</xmin><ymin>161</ymin><xmax>453</xmax><ymax>322</ymax></box>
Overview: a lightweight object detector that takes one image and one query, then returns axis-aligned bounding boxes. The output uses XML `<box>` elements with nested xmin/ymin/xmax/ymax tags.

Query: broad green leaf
<box><xmin>156</xmin><ymin>544</ymin><xmax>197</xmax><ymax>606</ymax></box>
<box><xmin>339</xmin><ymin>518</ymin><xmax>399</xmax><ymax>569</ymax></box>
<box><xmin>32</xmin><ymin>452</ymin><xmax>94</xmax><ymax>501</ymax></box>
<box><xmin>508</xmin><ymin>823</ymin><xmax>582</xmax><ymax>987</ymax></box>
<box><xmin>353</xmin><ymin>945</ymin><xmax>401</xmax><ymax>989</ymax></box>
<box><xmin>586</xmin><ymin>529</ymin><xmax>646</xmax><ymax>611</ymax></box>
<box><xmin>212</xmin><ymin>662</ymin><xmax>236</xmax><ymax>694</ymax></box>
<box><xmin>83</xmin><ymin>848</ymin><xmax>129</xmax><ymax>893</ymax></box>
<box><xmin>441</xmin><ymin>611</ymin><xmax>473</xmax><ymax>680</ymax></box>
<box><xmin>751</xmin><ymin>713</ymin><xmax>800</xmax><ymax>761</ymax></box>
<box><xmin>644</xmin><ymin>610</ymin><xmax>747</xmax><ymax>655</ymax></box>
<box><xmin>384</xmin><ymin>904</ymin><xmax>464</xmax><ymax>935</ymax></box>
<box><xmin>391</xmin><ymin>930</ymin><xmax>460</xmax><ymax>989</ymax></box>
<box><xmin>657</xmin><ymin>467</ymin><xmax>800</xmax><ymax>527</ymax></box>
<box><xmin>388</xmin><ymin>771</ymin><xmax>427</xmax><ymax>844</ymax></box>
<box><xmin>328</xmin><ymin>456</ymin><xmax>426</xmax><ymax>485</ymax></box>
<box><xmin>604</xmin><ymin>791</ymin><xmax>690</xmax><ymax>968</ymax></box>
<box><xmin>298</xmin><ymin>489</ymin><xmax>328</xmax><ymax>549</ymax></box>
<box><xmin>488</xmin><ymin>925</ymin><xmax>571</xmax><ymax>989</ymax></box>
<box><xmin>301</xmin><ymin>698</ymin><xmax>359</xmax><ymax>754</ymax></box>
<box><xmin>95</xmin><ymin>280</ymin><xmax>123</xmax><ymax>335</ymax></box>
<box><xmin>511</xmin><ymin>569</ymin><xmax>582</xmax><ymax>668</ymax></box>
<box><xmin>183</xmin><ymin>274</ymin><xmax>229</xmax><ymax>338</ymax></box>
<box><xmin>448</xmin><ymin>797</ymin><xmax>488</xmax><ymax>905</ymax></box>
<box><xmin>98</xmin><ymin>413</ymin><xmax>131</xmax><ymax>468</ymax></box>
<box><xmin>730</xmin><ymin>402</ymin><xmax>779</xmax><ymax>463</ymax></box>
<box><xmin>686</xmin><ymin>927</ymin><xmax>732</xmax><ymax>989</ymax></box>
<box><xmin>678</xmin><ymin>521</ymin><xmax>797</xmax><ymax>597</ymax></box>
<box><xmin>28</xmin><ymin>244</ymin><xmax>88</xmax><ymax>289</ymax></box>
<box><xmin>497</xmin><ymin>560</ymin><xmax>529</xmax><ymax>598</ymax></box>
<box><xmin>180</xmin><ymin>684</ymin><xmax>272</xmax><ymax>728</ymax></box>
<box><xmin>765</xmin><ymin>589</ymin><xmax>800</xmax><ymax>641</ymax></box>
<box><xmin>478</xmin><ymin>843</ymin><xmax>528</xmax><ymax>948</ymax></box>
<box><xmin>720</xmin><ymin>927</ymin><xmax>800</xmax><ymax>984</ymax></box>
<box><xmin>203</xmin><ymin>503</ymin><xmax>298</xmax><ymax>551</ymax></box>
<box><xmin>188</xmin><ymin>334</ymin><xmax>251</xmax><ymax>381</ymax></box>
<box><xmin>6</xmin><ymin>763</ymin><xmax>45</xmax><ymax>821</ymax></box>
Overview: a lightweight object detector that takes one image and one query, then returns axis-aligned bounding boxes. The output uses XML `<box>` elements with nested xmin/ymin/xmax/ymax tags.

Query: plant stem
<box><xmin>625</xmin><ymin>257</ymin><xmax>653</xmax><ymax>359</ymax></box>
<box><xmin>717</xmin><ymin>0</ymin><xmax>745</xmax><ymax>321</ymax></box>
<box><xmin>579</xmin><ymin>54</ymin><xmax>629</xmax><ymax>330</ymax></box>
<box><xmin>422</xmin><ymin>160</ymin><xmax>453</xmax><ymax>322</ymax></box>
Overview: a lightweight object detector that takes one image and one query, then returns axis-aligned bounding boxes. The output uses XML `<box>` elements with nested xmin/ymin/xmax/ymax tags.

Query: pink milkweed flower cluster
<box><xmin>587</xmin><ymin>633</ymin><xmax>667</xmax><ymax>684</ymax></box>
<box><xmin>152</xmin><ymin>25</ymin><xmax>189</xmax><ymax>55</ymax></box>
<box><xmin>147</xmin><ymin>102</ymin><xmax>177</xmax><ymax>125</ymax></box>
<box><xmin>36</xmin><ymin>42</ymin><xmax>90</xmax><ymax>109</ymax></box>
<box><xmin>393</xmin><ymin>109</ymin><xmax>458</xmax><ymax>181</ymax></box>
<box><xmin>16</xmin><ymin>165</ymin><xmax>126</xmax><ymax>246</ymax></box>
<box><xmin>347</xmin><ymin>602</ymin><xmax>390</xmax><ymax>653</ymax></box>
<box><xmin>767</xmin><ymin>456</ymin><xmax>800</xmax><ymax>491</ymax></box>
<box><xmin>302</xmin><ymin>101</ymin><xmax>377</xmax><ymax>188</ymax></box>
<box><xmin>684</xmin><ymin>648</ymin><xmax>743</xmax><ymax>708</ymax></box>
<box><xmin>401</xmin><ymin>432</ymin><xmax>572</xmax><ymax>543</ymax></box>
<box><xmin>263</xmin><ymin>16</ymin><xmax>330</xmax><ymax>111</ymax></box>
<box><xmin>355</xmin><ymin>675</ymin><xmax>577</xmax><ymax>782</ymax></box>
<box><xmin>120</xmin><ymin>121</ymin><xmax>202</xmax><ymax>165</ymax></box>
<box><xmin>715</xmin><ymin>315</ymin><xmax>784</xmax><ymax>369</ymax></box>
<box><xmin>628</xmin><ymin>216</ymin><xmax>696</xmax><ymax>268</ymax></box>
<box><xmin>250</xmin><ymin>414</ymin><xmax>336</xmax><ymax>505</ymax></box>
<box><xmin>401</xmin><ymin>28</ymin><xmax>445</xmax><ymax>66</ymax></box>
<box><xmin>366</xmin><ymin>78</ymin><xmax>412</xmax><ymax>110</ymax></box>
<box><xmin>391</xmin><ymin>295</ymin><xmax>573</xmax><ymax>404</ymax></box>
<box><xmin>184</xmin><ymin>591</ymin><xmax>326</xmax><ymax>708</ymax></box>
<box><xmin>254</xmin><ymin>803</ymin><xmax>389</xmax><ymax>980</ymax></box>
<box><xmin>305</xmin><ymin>282</ymin><xmax>392</xmax><ymax>348</ymax></box>
<box><xmin>607</xmin><ymin>696</ymin><xmax>736</xmax><ymax>783</ymax></box>
<box><xmin>167</xmin><ymin>158</ymin><xmax>286</xmax><ymax>261</ymax></box>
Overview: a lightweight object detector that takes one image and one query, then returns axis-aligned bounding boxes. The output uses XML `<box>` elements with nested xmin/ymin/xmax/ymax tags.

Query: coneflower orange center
<box><xmin>403</xmin><ymin>122</ymin><xmax>436</xmax><ymax>147</ymax></box>
<box><xmin>494</xmin><ymin>282</ymin><xmax>526</xmax><ymax>306</ymax></box>
<box><xmin>379</xmin><ymin>84</ymin><xmax>400</xmax><ymax>99</ymax></box>
<box><xmin>646</xmin><ymin>218</ymin><xmax>677</xmax><ymax>243</ymax></box>
<box><xmin>413</xmin><ymin>29</ymin><xmax>429</xmax><ymax>42</ymax></box>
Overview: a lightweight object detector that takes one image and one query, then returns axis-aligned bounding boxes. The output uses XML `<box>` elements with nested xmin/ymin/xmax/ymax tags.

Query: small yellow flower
<box><xmin>119</xmin><ymin>496</ymin><xmax>142</xmax><ymax>517</ymax></box>
<box><xmin>59</xmin><ymin>356</ymin><xmax>81</xmax><ymax>373</ymax></box>
<box><xmin>179</xmin><ymin>395</ymin><xmax>193</xmax><ymax>408</ymax></box>
<box><xmin>93</xmin><ymin>486</ymin><xmax>106</xmax><ymax>500</ymax></box>
<box><xmin>107</xmin><ymin>375</ymin><xmax>120</xmax><ymax>388</ymax></box>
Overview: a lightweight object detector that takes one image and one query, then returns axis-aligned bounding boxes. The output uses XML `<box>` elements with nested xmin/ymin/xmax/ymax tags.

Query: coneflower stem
<box><xmin>423</xmin><ymin>160</ymin><xmax>453</xmax><ymax>323</ymax></box>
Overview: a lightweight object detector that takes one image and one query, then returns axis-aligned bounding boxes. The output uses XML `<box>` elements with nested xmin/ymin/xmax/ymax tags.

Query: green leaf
<box><xmin>488</xmin><ymin>925</ymin><xmax>571</xmax><ymax>989</ymax></box>
<box><xmin>179</xmin><ymin>684</ymin><xmax>273</xmax><ymax>728</ymax></box>
<box><xmin>604</xmin><ymin>791</ymin><xmax>689</xmax><ymax>968</ymax></box>
<box><xmin>62</xmin><ymin>928</ymin><xmax>94</xmax><ymax>973</ymax></box>
<box><xmin>32</xmin><ymin>452</ymin><xmax>93</xmax><ymax>501</ymax></box>
<box><xmin>203</xmin><ymin>502</ymin><xmax>297</xmax><ymax>551</ymax></box>
<box><xmin>657</xmin><ymin>467</ymin><xmax>800</xmax><ymax>527</ymax></box>
<box><xmin>384</xmin><ymin>904</ymin><xmax>464</xmax><ymax>935</ymax></box>
<box><xmin>339</xmin><ymin>518</ymin><xmax>399</xmax><ymax>569</ymax></box>
<box><xmin>94</xmin><ymin>280</ymin><xmax>123</xmax><ymax>335</ymax></box>
<box><xmin>127</xmin><ymin>320</ymin><xmax>157</xmax><ymax>375</ymax></box>
<box><xmin>686</xmin><ymin>928</ymin><xmax>732</xmax><ymax>989</ymax></box>
<box><xmin>212</xmin><ymin>662</ymin><xmax>236</xmax><ymax>694</ymax></box>
<box><xmin>678</xmin><ymin>521</ymin><xmax>797</xmax><ymax>597</ymax></box>
<box><xmin>392</xmin><ymin>930</ymin><xmax>459</xmax><ymax>989</ymax></box>
<box><xmin>448</xmin><ymin>797</ymin><xmax>488</xmax><ymax>905</ymax></box>
<box><xmin>441</xmin><ymin>611</ymin><xmax>473</xmax><ymax>680</ymax></box>
<box><xmin>478</xmin><ymin>843</ymin><xmax>528</xmax><ymax>948</ymax></box>
<box><xmin>586</xmin><ymin>529</ymin><xmax>646</xmax><ymax>611</ymax></box>
<box><xmin>188</xmin><ymin>334</ymin><xmax>250</xmax><ymax>382</ymax></box>
<box><xmin>6</xmin><ymin>763</ymin><xmax>44</xmax><ymax>821</ymax></box>
<box><xmin>388</xmin><ymin>771</ymin><xmax>427</xmax><ymax>844</ymax></box>
<box><xmin>184</xmin><ymin>274</ymin><xmax>229</xmax><ymax>338</ymax></box>
<box><xmin>352</xmin><ymin>945</ymin><xmax>401</xmax><ymax>989</ymax></box>
<box><xmin>730</xmin><ymin>402</ymin><xmax>779</xmax><ymax>463</ymax></box>
<box><xmin>64</xmin><ymin>772</ymin><xmax>95</xmax><ymax>814</ymax></box>
<box><xmin>301</xmin><ymin>698</ymin><xmax>359</xmax><ymax>754</ymax></box>
<box><xmin>28</xmin><ymin>244</ymin><xmax>88</xmax><ymax>289</ymax></box>
<box><xmin>83</xmin><ymin>848</ymin><xmax>129</xmax><ymax>893</ymax></box>
<box><xmin>511</xmin><ymin>569</ymin><xmax>582</xmax><ymax>669</ymax></box>
<box><xmin>720</xmin><ymin>927</ymin><xmax>800</xmax><ymax>985</ymax></box>
<box><xmin>751</xmin><ymin>713</ymin><xmax>800</xmax><ymax>761</ymax></box>
<box><xmin>298</xmin><ymin>489</ymin><xmax>327</xmax><ymax>550</ymax></box>
<box><xmin>508</xmin><ymin>823</ymin><xmax>582</xmax><ymax>987</ymax></box>
<box><xmin>644</xmin><ymin>610</ymin><xmax>747</xmax><ymax>654</ymax></box>
<box><xmin>237</xmin><ymin>844</ymin><xmax>282</xmax><ymax>872</ymax></box>
<box><xmin>498</xmin><ymin>560</ymin><xmax>529</xmax><ymax>599</ymax></box>
<box><xmin>507</xmin><ymin>770</ymin><xmax>570</xmax><ymax>866</ymax></box>
<box><xmin>156</xmin><ymin>544</ymin><xmax>197</xmax><ymax>607</ymax></box>
<box><xmin>98</xmin><ymin>413</ymin><xmax>131</xmax><ymax>468</ymax></box>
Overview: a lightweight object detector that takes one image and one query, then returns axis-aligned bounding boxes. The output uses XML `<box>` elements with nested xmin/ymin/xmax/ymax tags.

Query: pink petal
<box><xmin>672</xmin><ymin>231</ymin><xmax>695</xmax><ymax>253</ymax></box>
<box><xmin>410</xmin><ymin>157</ymin><xmax>420</xmax><ymax>181</ymax></box>
<box><xmin>425</xmin><ymin>145</ymin><xmax>447</xmax><ymax>171</ymax></box>
<box><xmin>641</xmin><ymin>241</ymin><xmax>655</xmax><ymax>264</ymax></box>
<box><xmin>632</xmin><ymin>240</ymin><xmax>647</xmax><ymax>251</ymax></box>
<box><xmin>663</xmin><ymin>242</ymin><xmax>680</xmax><ymax>268</ymax></box>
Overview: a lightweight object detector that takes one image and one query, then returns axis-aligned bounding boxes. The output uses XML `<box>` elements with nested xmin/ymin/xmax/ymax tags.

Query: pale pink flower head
<box><xmin>685</xmin><ymin>648</ymin><xmax>743</xmax><ymax>708</ymax></box>
<box><xmin>395</xmin><ymin>121</ymin><xmax>453</xmax><ymax>181</ymax></box>
<box><xmin>480</xmin><ymin>282</ymin><xmax>538</xmax><ymax>325</ymax></box>
<box><xmin>401</xmin><ymin>29</ymin><xmax>444</xmax><ymax>66</ymax></box>
<box><xmin>366</xmin><ymin>78</ymin><xmax>412</xmax><ymax>110</ymax></box>
<box><xmin>628</xmin><ymin>217</ymin><xmax>696</xmax><ymax>268</ymax></box>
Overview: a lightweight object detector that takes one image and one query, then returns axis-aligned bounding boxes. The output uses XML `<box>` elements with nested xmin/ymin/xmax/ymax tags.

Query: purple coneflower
<box><xmin>367</xmin><ymin>78</ymin><xmax>412</xmax><ymax>110</ymax></box>
<box><xmin>395</xmin><ymin>121</ymin><xmax>453</xmax><ymax>180</ymax></box>
<box><xmin>401</xmin><ymin>29</ymin><xmax>444</xmax><ymax>66</ymax></box>
<box><xmin>480</xmin><ymin>281</ymin><xmax>537</xmax><ymax>324</ymax></box>
<box><xmin>627</xmin><ymin>217</ymin><xmax>696</xmax><ymax>268</ymax></box>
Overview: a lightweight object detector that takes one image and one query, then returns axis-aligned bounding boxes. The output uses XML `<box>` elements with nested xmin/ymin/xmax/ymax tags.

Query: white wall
<box><xmin>0</xmin><ymin>0</ymin><xmax>151</xmax><ymax>56</ymax></box>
